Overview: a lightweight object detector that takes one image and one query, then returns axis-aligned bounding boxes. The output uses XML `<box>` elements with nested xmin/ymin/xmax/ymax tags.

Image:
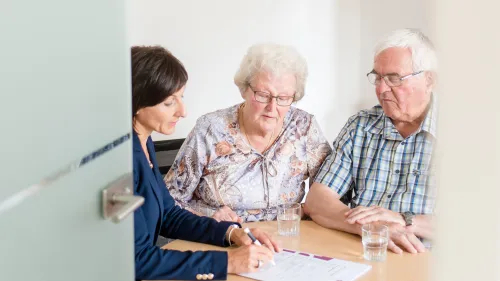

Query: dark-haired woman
<box><xmin>130</xmin><ymin>46</ymin><xmax>280</xmax><ymax>281</ymax></box>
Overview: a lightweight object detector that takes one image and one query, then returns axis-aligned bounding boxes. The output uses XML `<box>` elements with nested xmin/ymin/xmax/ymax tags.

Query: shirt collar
<box><xmin>419</xmin><ymin>93</ymin><xmax>438</xmax><ymax>138</ymax></box>
<box><xmin>364</xmin><ymin>106</ymin><xmax>385</xmax><ymax>135</ymax></box>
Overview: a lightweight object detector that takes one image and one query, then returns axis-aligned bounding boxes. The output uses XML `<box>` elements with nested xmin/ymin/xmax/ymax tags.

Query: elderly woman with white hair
<box><xmin>164</xmin><ymin>43</ymin><xmax>332</xmax><ymax>222</ymax></box>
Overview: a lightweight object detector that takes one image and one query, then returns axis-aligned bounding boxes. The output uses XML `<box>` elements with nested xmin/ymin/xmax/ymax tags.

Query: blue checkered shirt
<box><xmin>315</xmin><ymin>96</ymin><xmax>437</xmax><ymax>215</ymax></box>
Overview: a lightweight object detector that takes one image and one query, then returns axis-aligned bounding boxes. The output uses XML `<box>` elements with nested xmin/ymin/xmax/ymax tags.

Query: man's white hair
<box><xmin>374</xmin><ymin>28</ymin><xmax>437</xmax><ymax>72</ymax></box>
<box><xmin>234</xmin><ymin>43</ymin><xmax>308</xmax><ymax>101</ymax></box>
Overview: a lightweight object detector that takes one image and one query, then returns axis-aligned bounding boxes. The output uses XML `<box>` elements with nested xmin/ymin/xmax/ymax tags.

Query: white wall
<box><xmin>129</xmin><ymin>0</ymin><xmax>431</xmax><ymax>144</ymax></box>
<box><xmin>433</xmin><ymin>0</ymin><xmax>500</xmax><ymax>280</ymax></box>
<box><xmin>129</xmin><ymin>0</ymin><xmax>337</xmax><ymax>141</ymax></box>
<box><xmin>358</xmin><ymin>0</ymin><xmax>433</xmax><ymax>109</ymax></box>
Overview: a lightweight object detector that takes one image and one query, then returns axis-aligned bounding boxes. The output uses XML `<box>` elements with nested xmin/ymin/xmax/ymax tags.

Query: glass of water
<box><xmin>362</xmin><ymin>224</ymin><xmax>389</xmax><ymax>261</ymax></box>
<box><xmin>277</xmin><ymin>203</ymin><xmax>301</xmax><ymax>236</ymax></box>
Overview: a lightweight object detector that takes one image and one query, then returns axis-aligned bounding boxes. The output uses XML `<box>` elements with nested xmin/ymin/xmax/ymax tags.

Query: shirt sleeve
<box><xmin>134</xmin><ymin>205</ymin><xmax>231</xmax><ymax>280</ymax></box>
<box><xmin>305</xmin><ymin>116</ymin><xmax>333</xmax><ymax>183</ymax></box>
<box><xmin>314</xmin><ymin>116</ymin><xmax>355</xmax><ymax>197</ymax></box>
<box><xmin>133</xmin><ymin>163</ymin><xmax>235</xmax><ymax>281</ymax></box>
<box><xmin>160</xmin><ymin>182</ymin><xmax>237</xmax><ymax>247</ymax></box>
<box><xmin>164</xmin><ymin>116</ymin><xmax>210</xmax><ymax>209</ymax></box>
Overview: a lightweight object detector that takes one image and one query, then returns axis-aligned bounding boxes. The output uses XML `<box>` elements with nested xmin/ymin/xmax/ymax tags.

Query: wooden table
<box><xmin>162</xmin><ymin>221</ymin><xmax>430</xmax><ymax>281</ymax></box>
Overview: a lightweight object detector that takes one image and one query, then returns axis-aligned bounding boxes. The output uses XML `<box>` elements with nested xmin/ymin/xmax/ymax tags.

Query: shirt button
<box><xmin>395</xmin><ymin>170</ymin><xmax>400</xmax><ymax>174</ymax></box>
<box><xmin>387</xmin><ymin>194</ymin><xmax>392</xmax><ymax>198</ymax></box>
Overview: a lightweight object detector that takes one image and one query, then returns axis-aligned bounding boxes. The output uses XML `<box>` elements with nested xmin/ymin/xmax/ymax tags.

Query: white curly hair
<box><xmin>234</xmin><ymin>43</ymin><xmax>308</xmax><ymax>101</ymax></box>
<box><xmin>374</xmin><ymin>28</ymin><xmax>437</xmax><ymax>72</ymax></box>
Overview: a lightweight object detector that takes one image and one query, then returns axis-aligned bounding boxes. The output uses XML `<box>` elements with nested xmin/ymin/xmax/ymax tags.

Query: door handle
<box><xmin>102</xmin><ymin>173</ymin><xmax>144</xmax><ymax>223</ymax></box>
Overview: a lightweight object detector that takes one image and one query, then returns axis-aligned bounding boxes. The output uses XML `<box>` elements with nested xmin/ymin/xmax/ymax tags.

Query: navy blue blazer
<box><xmin>133</xmin><ymin>131</ymin><xmax>236</xmax><ymax>280</ymax></box>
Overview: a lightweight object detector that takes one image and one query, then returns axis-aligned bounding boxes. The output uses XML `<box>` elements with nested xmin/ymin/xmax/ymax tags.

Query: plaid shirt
<box><xmin>315</xmin><ymin>95</ymin><xmax>437</xmax><ymax>215</ymax></box>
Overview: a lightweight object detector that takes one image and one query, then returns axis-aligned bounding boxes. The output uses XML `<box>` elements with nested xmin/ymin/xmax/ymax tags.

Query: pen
<box><xmin>243</xmin><ymin>228</ymin><xmax>276</xmax><ymax>266</ymax></box>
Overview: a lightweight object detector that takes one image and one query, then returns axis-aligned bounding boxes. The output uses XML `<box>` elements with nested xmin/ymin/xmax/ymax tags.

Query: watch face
<box><xmin>404</xmin><ymin>212</ymin><xmax>414</xmax><ymax>225</ymax></box>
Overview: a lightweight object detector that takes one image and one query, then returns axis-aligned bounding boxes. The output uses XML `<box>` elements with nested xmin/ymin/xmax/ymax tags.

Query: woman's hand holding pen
<box><xmin>227</xmin><ymin>244</ymin><xmax>273</xmax><ymax>273</ymax></box>
<box><xmin>226</xmin><ymin>228</ymin><xmax>281</xmax><ymax>274</ymax></box>
<box><xmin>231</xmin><ymin>228</ymin><xmax>280</xmax><ymax>252</ymax></box>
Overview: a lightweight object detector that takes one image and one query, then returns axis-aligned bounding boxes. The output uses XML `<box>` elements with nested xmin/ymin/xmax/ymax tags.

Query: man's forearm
<box><xmin>305</xmin><ymin>184</ymin><xmax>361</xmax><ymax>236</ymax></box>
<box><xmin>309</xmin><ymin>206</ymin><xmax>362</xmax><ymax>235</ymax></box>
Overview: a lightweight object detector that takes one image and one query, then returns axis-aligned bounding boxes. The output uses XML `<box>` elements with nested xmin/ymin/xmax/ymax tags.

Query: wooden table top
<box><xmin>161</xmin><ymin>220</ymin><xmax>430</xmax><ymax>281</ymax></box>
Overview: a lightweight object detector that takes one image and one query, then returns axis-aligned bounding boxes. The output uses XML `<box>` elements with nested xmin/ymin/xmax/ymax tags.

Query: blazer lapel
<box><xmin>133</xmin><ymin>132</ymin><xmax>165</xmax><ymax>215</ymax></box>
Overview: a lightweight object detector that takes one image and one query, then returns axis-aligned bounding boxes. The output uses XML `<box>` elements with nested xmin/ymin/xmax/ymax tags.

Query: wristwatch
<box><xmin>401</xmin><ymin>211</ymin><xmax>415</xmax><ymax>226</ymax></box>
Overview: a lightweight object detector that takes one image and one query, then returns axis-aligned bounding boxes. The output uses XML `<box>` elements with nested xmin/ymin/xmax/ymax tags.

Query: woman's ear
<box><xmin>240</xmin><ymin>86</ymin><xmax>248</xmax><ymax>100</ymax></box>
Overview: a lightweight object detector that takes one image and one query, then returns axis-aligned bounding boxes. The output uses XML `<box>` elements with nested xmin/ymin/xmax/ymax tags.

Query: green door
<box><xmin>0</xmin><ymin>1</ymin><xmax>136</xmax><ymax>281</ymax></box>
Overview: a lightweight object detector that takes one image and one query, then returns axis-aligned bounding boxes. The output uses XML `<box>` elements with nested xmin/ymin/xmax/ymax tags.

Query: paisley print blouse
<box><xmin>164</xmin><ymin>103</ymin><xmax>332</xmax><ymax>222</ymax></box>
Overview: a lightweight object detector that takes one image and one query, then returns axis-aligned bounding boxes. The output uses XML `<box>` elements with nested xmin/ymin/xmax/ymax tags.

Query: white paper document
<box><xmin>239</xmin><ymin>249</ymin><xmax>371</xmax><ymax>281</ymax></box>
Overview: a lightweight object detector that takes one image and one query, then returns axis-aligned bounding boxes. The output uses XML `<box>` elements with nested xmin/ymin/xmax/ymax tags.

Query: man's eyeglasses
<box><xmin>248</xmin><ymin>85</ymin><xmax>295</xmax><ymax>106</ymax></box>
<box><xmin>367</xmin><ymin>70</ymin><xmax>424</xmax><ymax>87</ymax></box>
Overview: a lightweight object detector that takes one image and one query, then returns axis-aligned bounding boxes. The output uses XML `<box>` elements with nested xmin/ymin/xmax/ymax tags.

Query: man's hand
<box><xmin>386</xmin><ymin>223</ymin><xmax>426</xmax><ymax>254</ymax></box>
<box><xmin>345</xmin><ymin>206</ymin><xmax>405</xmax><ymax>226</ymax></box>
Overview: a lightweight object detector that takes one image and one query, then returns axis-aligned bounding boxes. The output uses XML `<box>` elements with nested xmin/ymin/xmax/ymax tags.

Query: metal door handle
<box><xmin>102</xmin><ymin>173</ymin><xmax>144</xmax><ymax>223</ymax></box>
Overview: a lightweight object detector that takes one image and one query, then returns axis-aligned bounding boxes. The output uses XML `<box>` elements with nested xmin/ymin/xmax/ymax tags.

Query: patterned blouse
<box><xmin>164</xmin><ymin>103</ymin><xmax>332</xmax><ymax>222</ymax></box>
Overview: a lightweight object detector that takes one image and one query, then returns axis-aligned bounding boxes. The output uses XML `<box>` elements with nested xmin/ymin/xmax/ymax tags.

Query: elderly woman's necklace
<box><xmin>239</xmin><ymin>104</ymin><xmax>275</xmax><ymax>152</ymax></box>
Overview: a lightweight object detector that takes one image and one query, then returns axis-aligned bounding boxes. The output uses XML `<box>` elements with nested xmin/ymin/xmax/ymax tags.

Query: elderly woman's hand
<box><xmin>212</xmin><ymin>206</ymin><xmax>243</xmax><ymax>223</ymax></box>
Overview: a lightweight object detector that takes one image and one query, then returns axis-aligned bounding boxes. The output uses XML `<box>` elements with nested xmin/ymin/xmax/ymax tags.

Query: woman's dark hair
<box><xmin>131</xmin><ymin>46</ymin><xmax>188</xmax><ymax>116</ymax></box>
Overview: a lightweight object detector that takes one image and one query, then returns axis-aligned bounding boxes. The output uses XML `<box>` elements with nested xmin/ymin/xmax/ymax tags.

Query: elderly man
<box><xmin>305</xmin><ymin>28</ymin><xmax>437</xmax><ymax>254</ymax></box>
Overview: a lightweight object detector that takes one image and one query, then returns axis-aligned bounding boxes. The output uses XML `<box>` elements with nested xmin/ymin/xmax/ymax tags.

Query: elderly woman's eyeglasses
<box><xmin>248</xmin><ymin>86</ymin><xmax>295</xmax><ymax>106</ymax></box>
<box><xmin>367</xmin><ymin>70</ymin><xmax>424</xmax><ymax>87</ymax></box>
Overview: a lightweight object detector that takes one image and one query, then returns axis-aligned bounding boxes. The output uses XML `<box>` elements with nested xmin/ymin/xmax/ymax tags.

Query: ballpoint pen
<box><xmin>243</xmin><ymin>228</ymin><xmax>276</xmax><ymax>266</ymax></box>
